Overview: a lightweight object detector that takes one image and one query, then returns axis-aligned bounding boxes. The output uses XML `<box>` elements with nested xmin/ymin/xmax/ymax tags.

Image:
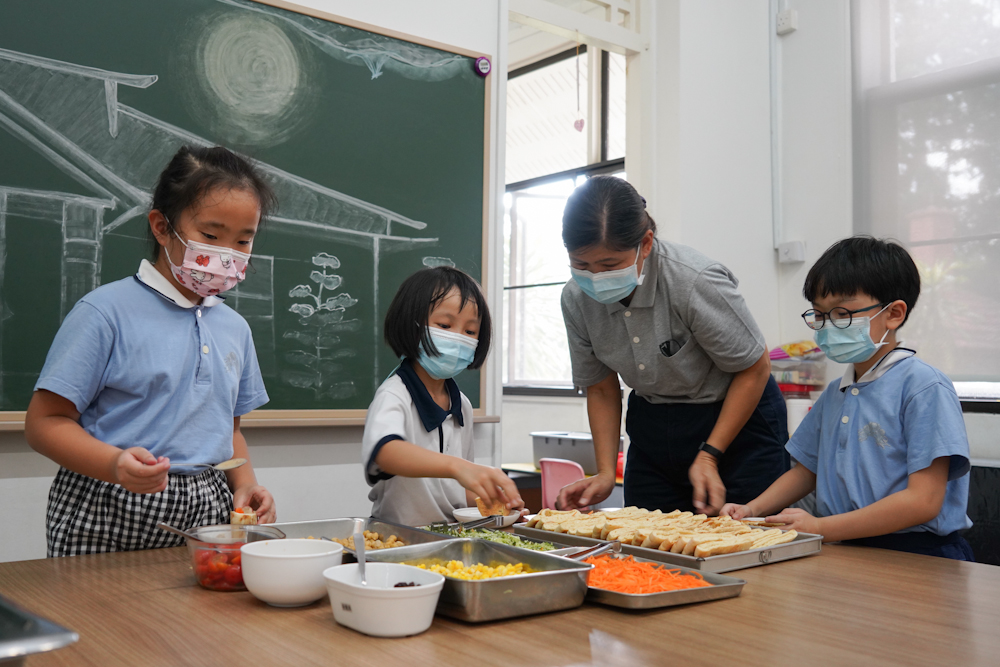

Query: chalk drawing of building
<box><xmin>0</xmin><ymin>43</ymin><xmax>439</xmax><ymax>403</ymax></box>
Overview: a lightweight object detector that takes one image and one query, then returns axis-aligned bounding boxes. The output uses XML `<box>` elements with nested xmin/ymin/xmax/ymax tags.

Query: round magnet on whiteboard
<box><xmin>474</xmin><ymin>57</ymin><xmax>491</xmax><ymax>76</ymax></box>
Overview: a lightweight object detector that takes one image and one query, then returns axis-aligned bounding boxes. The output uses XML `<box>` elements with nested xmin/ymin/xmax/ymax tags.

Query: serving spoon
<box><xmin>353</xmin><ymin>530</ymin><xmax>367</xmax><ymax>586</ymax></box>
<box><xmin>156</xmin><ymin>522</ymin><xmax>202</xmax><ymax>542</ymax></box>
<box><xmin>170</xmin><ymin>457</ymin><xmax>247</xmax><ymax>472</ymax></box>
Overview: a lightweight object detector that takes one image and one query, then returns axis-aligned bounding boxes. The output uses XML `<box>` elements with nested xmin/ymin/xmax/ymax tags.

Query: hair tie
<box><xmin>640</xmin><ymin>196</ymin><xmax>647</xmax><ymax>208</ymax></box>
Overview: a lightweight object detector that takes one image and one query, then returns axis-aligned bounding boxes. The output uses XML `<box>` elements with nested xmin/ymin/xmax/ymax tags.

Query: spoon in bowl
<box><xmin>353</xmin><ymin>531</ymin><xmax>367</xmax><ymax>586</ymax></box>
<box><xmin>156</xmin><ymin>522</ymin><xmax>202</xmax><ymax>542</ymax></box>
<box><xmin>170</xmin><ymin>458</ymin><xmax>247</xmax><ymax>472</ymax></box>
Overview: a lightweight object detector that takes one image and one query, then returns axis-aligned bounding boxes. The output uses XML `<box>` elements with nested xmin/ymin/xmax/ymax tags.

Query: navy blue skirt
<box><xmin>624</xmin><ymin>375</ymin><xmax>790</xmax><ymax>512</ymax></box>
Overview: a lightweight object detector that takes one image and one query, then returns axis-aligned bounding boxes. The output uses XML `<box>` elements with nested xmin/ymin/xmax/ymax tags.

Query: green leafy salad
<box><xmin>422</xmin><ymin>525</ymin><xmax>557</xmax><ymax>551</ymax></box>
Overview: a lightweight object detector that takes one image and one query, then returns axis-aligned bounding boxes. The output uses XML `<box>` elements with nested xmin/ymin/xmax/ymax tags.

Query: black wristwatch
<box><xmin>698</xmin><ymin>442</ymin><xmax>724</xmax><ymax>460</ymax></box>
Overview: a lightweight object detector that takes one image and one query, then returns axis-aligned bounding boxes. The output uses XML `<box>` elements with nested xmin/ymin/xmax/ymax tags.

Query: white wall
<box><xmin>634</xmin><ymin>0</ymin><xmax>853</xmax><ymax>350</ymax></box>
<box><xmin>0</xmin><ymin>0</ymin><xmax>507</xmax><ymax>563</ymax></box>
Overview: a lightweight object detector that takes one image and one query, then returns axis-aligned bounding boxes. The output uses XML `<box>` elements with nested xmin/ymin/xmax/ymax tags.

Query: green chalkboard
<box><xmin>0</xmin><ymin>0</ymin><xmax>488</xmax><ymax>414</ymax></box>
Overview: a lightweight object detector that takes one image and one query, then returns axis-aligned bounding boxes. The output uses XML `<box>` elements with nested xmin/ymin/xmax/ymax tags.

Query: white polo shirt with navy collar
<box><xmin>786</xmin><ymin>345</ymin><xmax>972</xmax><ymax>536</ymax></box>
<box><xmin>34</xmin><ymin>260</ymin><xmax>269</xmax><ymax>471</ymax></box>
<box><xmin>362</xmin><ymin>358</ymin><xmax>473</xmax><ymax>526</ymax></box>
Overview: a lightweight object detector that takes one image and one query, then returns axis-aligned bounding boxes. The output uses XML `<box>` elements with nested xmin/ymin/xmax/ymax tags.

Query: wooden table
<box><xmin>2</xmin><ymin>544</ymin><xmax>999</xmax><ymax>666</ymax></box>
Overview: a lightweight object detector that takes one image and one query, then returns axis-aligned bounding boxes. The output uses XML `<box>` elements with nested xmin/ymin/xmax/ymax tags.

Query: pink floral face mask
<box><xmin>167</xmin><ymin>230</ymin><xmax>250</xmax><ymax>298</ymax></box>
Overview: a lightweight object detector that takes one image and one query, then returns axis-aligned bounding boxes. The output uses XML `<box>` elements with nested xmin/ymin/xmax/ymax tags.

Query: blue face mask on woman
<box><xmin>814</xmin><ymin>304</ymin><xmax>891</xmax><ymax>364</ymax></box>
<box><xmin>571</xmin><ymin>246</ymin><xmax>645</xmax><ymax>304</ymax></box>
<box><xmin>417</xmin><ymin>328</ymin><xmax>478</xmax><ymax>379</ymax></box>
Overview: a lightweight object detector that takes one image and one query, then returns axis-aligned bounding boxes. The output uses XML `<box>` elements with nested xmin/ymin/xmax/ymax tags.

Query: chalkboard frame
<box><xmin>0</xmin><ymin>0</ymin><xmax>494</xmax><ymax>430</ymax></box>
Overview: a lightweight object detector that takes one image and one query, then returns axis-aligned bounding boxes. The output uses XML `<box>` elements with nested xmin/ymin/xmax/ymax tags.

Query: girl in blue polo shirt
<box><xmin>26</xmin><ymin>146</ymin><xmax>277</xmax><ymax>557</ymax></box>
<box><xmin>361</xmin><ymin>267</ymin><xmax>522</xmax><ymax>526</ymax></box>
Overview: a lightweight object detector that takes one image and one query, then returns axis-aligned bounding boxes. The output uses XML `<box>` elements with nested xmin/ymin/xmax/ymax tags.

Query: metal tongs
<box><xmin>458</xmin><ymin>515</ymin><xmax>504</xmax><ymax>530</ymax></box>
<box><xmin>567</xmin><ymin>540</ymin><xmax>622</xmax><ymax>561</ymax></box>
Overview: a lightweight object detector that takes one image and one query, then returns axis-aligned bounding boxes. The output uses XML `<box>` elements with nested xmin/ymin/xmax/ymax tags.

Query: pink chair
<box><xmin>539</xmin><ymin>458</ymin><xmax>589</xmax><ymax>511</ymax></box>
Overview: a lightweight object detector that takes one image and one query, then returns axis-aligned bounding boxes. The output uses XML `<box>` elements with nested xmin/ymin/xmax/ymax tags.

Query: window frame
<box><xmin>503</xmin><ymin>45</ymin><xmax>625</xmax><ymax>395</ymax></box>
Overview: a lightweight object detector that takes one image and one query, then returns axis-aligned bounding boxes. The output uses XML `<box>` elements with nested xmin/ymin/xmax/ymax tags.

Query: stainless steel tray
<box><xmin>514</xmin><ymin>525</ymin><xmax>822</xmax><ymax>573</ymax></box>
<box><xmin>270</xmin><ymin>518</ymin><xmax>454</xmax><ymax>560</ymax></box>
<box><xmin>364</xmin><ymin>538</ymin><xmax>593</xmax><ymax>622</ymax></box>
<box><xmin>582</xmin><ymin>554</ymin><xmax>745</xmax><ymax>609</ymax></box>
<box><xmin>0</xmin><ymin>594</ymin><xmax>78</xmax><ymax>665</ymax></box>
<box><xmin>414</xmin><ymin>523</ymin><xmax>585</xmax><ymax>557</ymax></box>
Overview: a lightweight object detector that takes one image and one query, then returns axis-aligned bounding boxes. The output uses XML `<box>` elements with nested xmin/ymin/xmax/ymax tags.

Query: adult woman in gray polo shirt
<box><xmin>556</xmin><ymin>176</ymin><xmax>788</xmax><ymax>515</ymax></box>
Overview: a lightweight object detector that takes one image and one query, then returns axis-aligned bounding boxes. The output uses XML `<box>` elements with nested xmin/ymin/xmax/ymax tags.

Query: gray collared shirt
<box><xmin>561</xmin><ymin>238</ymin><xmax>766</xmax><ymax>404</ymax></box>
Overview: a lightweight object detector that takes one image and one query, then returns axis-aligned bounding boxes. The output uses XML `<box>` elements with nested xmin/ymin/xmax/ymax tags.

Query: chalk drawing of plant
<box><xmin>281</xmin><ymin>252</ymin><xmax>360</xmax><ymax>400</ymax></box>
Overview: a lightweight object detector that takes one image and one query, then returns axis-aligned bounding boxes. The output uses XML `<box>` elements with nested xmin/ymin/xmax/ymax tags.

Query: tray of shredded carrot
<box><xmin>583</xmin><ymin>555</ymin><xmax>746</xmax><ymax>609</ymax></box>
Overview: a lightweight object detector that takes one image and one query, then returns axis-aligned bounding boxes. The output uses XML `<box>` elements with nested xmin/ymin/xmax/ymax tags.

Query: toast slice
<box><xmin>694</xmin><ymin>535</ymin><xmax>756</xmax><ymax>558</ymax></box>
<box><xmin>752</xmin><ymin>529</ymin><xmax>798</xmax><ymax>549</ymax></box>
<box><xmin>475</xmin><ymin>497</ymin><xmax>510</xmax><ymax>517</ymax></box>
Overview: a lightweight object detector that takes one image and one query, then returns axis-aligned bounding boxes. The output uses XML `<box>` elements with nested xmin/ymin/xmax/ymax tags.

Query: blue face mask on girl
<box><xmin>814</xmin><ymin>304</ymin><xmax>891</xmax><ymax>364</ymax></box>
<box><xmin>571</xmin><ymin>246</ymin><xmax>646</xmax><ymax>304</ymax></box>
<box><xmin>417</xmin><ymin>328</ymin><xmax>478</xmax><ymax>379</ymax></box>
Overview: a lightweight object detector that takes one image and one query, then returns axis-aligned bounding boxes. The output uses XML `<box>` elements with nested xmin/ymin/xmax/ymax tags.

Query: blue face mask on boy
<box><xmin>571</xmin><ymin>246</ymin><xmax>646</xmax><ymax>304</ymax></box>
<box><xmin>814</xmin><ymin>304</ymin><xmax>891</xmax><ymax>364</ymax></box>
<box><xmin>417</xmin><ymin>328</ymin><xmax>478</xmax><ymax>379</ymax></box>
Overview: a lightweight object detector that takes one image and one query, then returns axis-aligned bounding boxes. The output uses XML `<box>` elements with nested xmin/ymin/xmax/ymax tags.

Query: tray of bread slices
<box><xmin>515</xmin><ymin>507</ymin><xmax>822</xmax><ymax>573</ymax></box>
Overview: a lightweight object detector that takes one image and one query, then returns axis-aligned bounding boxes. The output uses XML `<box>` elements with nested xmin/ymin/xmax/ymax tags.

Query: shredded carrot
<box><xmin>583</xmin><ymin>555</ymin><xmax>712</xmax><ymax>594</ymax></box>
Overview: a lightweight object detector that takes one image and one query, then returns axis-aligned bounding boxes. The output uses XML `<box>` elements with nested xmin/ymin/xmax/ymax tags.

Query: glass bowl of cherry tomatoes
<box><xmin>185</xmin><ymin>524</ymin><xmax>286</xmax><ymax>592</ymax></box>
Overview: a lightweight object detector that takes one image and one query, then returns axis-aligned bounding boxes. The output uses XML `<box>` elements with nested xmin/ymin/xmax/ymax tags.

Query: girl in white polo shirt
<box><xmin>362</xmin><ymin>267</ymin><xmax>522</xmax><ymax>526</ymax></box>
<box><xmin>26</xmin><ymin>146</ymin><xmax>276</xmax><ymax>556</ymax></box>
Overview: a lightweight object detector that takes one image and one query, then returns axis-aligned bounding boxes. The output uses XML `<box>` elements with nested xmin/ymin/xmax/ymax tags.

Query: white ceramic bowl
<box><xmin>323</xmin><ymin>563</ymin><xmax>445</xmax><ymax>637</ymax></box>
<box><xmin>240</xmin><ymin>539</ymin><xmax>343</xmax><ymax>607</ymax></box>
<box><xmin>452</xmin><ymin>507</ymin><xmax>518</xmax><ymax>527</ymax></box>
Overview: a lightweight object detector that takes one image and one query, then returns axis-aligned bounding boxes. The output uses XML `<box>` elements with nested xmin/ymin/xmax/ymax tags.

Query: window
<box><xmin>853</xmin><ymin>0</ymin><xmax>1000</xmax><ymax>386</ymax></box>
<box><xmin>503</xmin><ymin>46</ymin><xmax>626</xmax><ymax>388</ymax></box>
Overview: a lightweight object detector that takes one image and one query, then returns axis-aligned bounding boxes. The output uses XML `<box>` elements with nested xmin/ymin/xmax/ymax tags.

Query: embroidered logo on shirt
<box><xmin>224</xmin><ymin>351</ymin><xmax>240</xmax><ymax>375</ymax></box>
<box><xmin>858</xmin><ymin>422</ymin><xmax>889</xmax><ymax>449</ymax></box>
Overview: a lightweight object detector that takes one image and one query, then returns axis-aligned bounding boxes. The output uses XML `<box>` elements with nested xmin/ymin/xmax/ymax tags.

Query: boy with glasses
<box><xmin>722</xmin><ymin>237</ymin><xmax>973</xmax><ymax>560</ymax></box>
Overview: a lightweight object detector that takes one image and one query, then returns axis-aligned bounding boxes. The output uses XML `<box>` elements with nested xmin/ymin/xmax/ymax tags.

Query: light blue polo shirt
<box><xmin>787</xmin><ymin>348</ymin><xmax>971</xmax><ymax>536</ymax></box>
<box><xmin>35</xmin><ymin>260</ymin><xmax>269</xmax><ymax>472</ymax></box>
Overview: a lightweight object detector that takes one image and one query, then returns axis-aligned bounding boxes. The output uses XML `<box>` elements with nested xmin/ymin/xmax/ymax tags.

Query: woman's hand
<box><xmin>233</xmin><ymin>484</ymin><xmax>276</xmax><ymax>524</ymax></box>
<box><xmin>114</xmin><ymin>447</ymin><xmax>170</xmax><ymax>494</ymax></box>
<box><xmin>689</xmin><ymin>452</ymin><xmax>726</xmax><ymax>515</ymax></box>
<box><xmin>766</xmin><ymin>507</ymin><xmax>821</xmax><ymax>535</ymax></box>
<box><xmin>556</xmin><ymin>471</ymin><xmax>615</xmax><ymax>510</ymax></box>
<box><xmin>454</xmin><ymin>461</ymin><xmax>522</xmax><ymax>511</ymax></box>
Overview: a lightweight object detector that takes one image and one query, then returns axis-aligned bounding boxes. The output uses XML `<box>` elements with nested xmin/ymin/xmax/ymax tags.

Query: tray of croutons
<box><xmin>515</xmin><ymin>507</ymin><xmax>822</xmax><ymax>573</ymax></box>
<box><xmin>271</xmin><ymin>517</ymin><xmax>455</xmax><ymax>561</ymax></box>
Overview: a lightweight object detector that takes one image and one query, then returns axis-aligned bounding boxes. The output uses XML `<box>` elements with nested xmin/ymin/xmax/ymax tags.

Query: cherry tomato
<box><xmin>223</xmin><ymin>564</ymin><xmax>243</xmax><ymax>586</ymax></box>
<box><xmin>193</xmin><ymin>545</ymin><xmax>246</xmax><ymax>591</ymax></box>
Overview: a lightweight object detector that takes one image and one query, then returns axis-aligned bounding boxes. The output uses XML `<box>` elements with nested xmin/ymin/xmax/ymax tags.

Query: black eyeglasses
<box><xmin>801</xmin><ymin>303</ymin><xmax>886</xmax><ymax>331</ymax></box>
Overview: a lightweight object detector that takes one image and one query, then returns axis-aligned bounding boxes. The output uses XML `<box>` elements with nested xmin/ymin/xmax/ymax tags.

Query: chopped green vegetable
<box><xmin>422</xmin><ymin>525</ymin><xmax>556</xmax><ymax>551</ymax></box>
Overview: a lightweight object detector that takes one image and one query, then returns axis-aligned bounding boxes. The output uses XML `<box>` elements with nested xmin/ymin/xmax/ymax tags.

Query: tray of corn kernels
<box><xmin>514</xmin><ymin>507</ymin><xmax>822</xmax><ymax>573</ymax></box>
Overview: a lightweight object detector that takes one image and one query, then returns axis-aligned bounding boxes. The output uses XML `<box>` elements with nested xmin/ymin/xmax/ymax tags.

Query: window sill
<box><xmin>502</xmin><ymin>385</ymin><xmax>626</xmax><ymax>399</ymax></box>
<box><xmin>503</xmin><ymin>385</ymin><xmax>585</xmax><ymax>398</ymax></box>
<box><xmin>961</xmin><ymin>401</ymin><xmax>1000</xmax><ymax>415</ymax></box>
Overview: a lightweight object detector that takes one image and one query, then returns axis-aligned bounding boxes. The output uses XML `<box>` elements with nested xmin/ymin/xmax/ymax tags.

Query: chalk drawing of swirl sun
<box><xmin>189</xmin><ymin>13</ymin><xmax>314</xmax><ymax>147</ymax></box>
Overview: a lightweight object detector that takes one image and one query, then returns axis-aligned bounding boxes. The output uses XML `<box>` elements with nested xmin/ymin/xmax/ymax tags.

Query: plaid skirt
<box><xmin>46</xmin><ymin>467</ymin><xmax>233</xmax><ymax>557</ymax></box>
